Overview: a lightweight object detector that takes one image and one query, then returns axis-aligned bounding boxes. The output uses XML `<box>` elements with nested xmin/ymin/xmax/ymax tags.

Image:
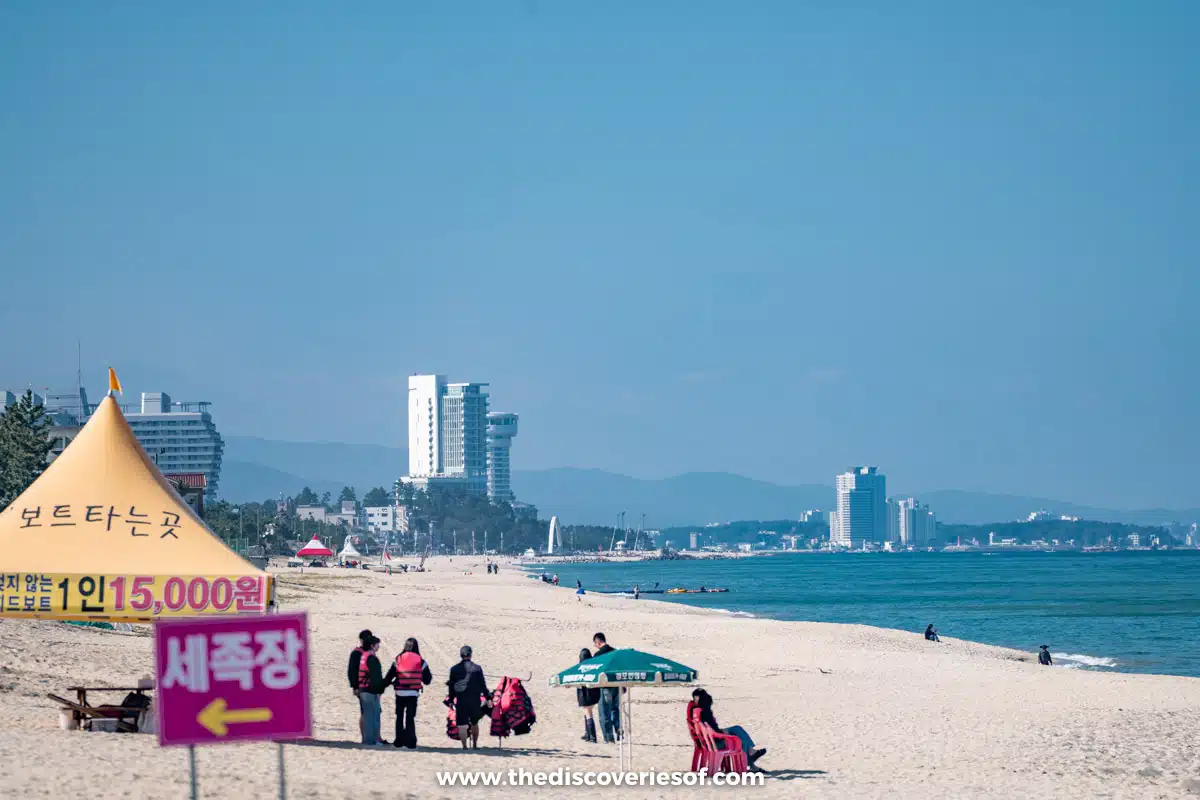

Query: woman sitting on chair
<box><xmin>691</xmin><ymin>689</ymin><xmax>766</xmax><ymax>769</ymax></box>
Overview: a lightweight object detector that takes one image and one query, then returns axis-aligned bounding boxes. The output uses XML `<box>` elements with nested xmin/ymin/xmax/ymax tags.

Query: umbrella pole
<box><xmin>627</xmin><ymin>688</ymin><xmax>633</xmax><ymax>772</ymax></box>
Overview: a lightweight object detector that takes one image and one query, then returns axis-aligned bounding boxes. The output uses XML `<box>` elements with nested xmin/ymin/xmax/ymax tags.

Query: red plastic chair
<box><xmin>686</xmin><ymin>701</ymin><xmax>704</xmax><ymax>771</ymax></box>
<box><xmin>687</xmin><ymin>705</ymin><xmax>747</xmax><ymax>774</ymax></box>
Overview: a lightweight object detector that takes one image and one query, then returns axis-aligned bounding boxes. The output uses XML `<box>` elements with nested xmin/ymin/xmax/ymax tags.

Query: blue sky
<box><xmin>1</xmin><ymin>2</ymin><xmax>1196</xmax><ymax>508</ymax></box>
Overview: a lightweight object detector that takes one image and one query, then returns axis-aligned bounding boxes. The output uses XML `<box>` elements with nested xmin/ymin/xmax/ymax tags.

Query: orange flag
<box><xmin>108</xmin><ymin>367</ymin><xmax>122</xmax><ymax>394</ymax></box>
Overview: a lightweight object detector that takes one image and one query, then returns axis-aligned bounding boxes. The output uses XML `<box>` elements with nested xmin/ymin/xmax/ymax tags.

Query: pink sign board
<box><xmin>154</xmin><ymin>612</ymin><xmax>311</xmax><ymax>747</ymax></box>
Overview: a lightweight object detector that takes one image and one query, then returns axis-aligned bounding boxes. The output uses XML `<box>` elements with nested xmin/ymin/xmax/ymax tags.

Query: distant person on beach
<box><xmin>553</xmin><ymin>574</ymin><xmax>560</xmax><ymax>586</ymax></box>
<box><xmin>347</xmin><ymin>631</ymin><xmax>387</xmax><ymax>745</ymax></box>
<box><xmin>1038</xmin><ymin>645</ymin><xmax>1053</xmax><ymax>666</ymax></box>
<box><xmin>592</xmin><ymin>632</ymin><xmax>621</xmax><ymax>743</ymax></box>
<box><xmin>384</xmin><ymin>637</ymin><xmax>433</xmax><ymax>748</ymax></box>
<box><xmin>634</xmin><ymin>584</ymin><xmax>640</xmax><ymax>600</ymax></box>
<box><xmin>692</xmin><ymin>688</ymin><xmax>767</xmax><ymax>769</ymax></box>
<box><xmin>447</xmin><ymin>646</ymin><xmax>491</xmax><ymax>749</ymax></box>
<box><xmin>925</xmin><ymin>624</ymin><xmax>941</xmax><ymax>642</ymax></box>
<box><xmin>576</xmin><ymin>648</ymin><xmax>601</xmax><ymax>743</ymax></box>
<box><xmin>577</xmin><ymin>579</ymin><xmax>582</xmax><ymax>589</ymax></box>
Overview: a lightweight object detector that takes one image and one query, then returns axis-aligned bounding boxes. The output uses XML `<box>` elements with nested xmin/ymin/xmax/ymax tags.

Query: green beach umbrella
<box><xmin>550</xmin><ymin>648</ymin><xmax>698</xmax><ymax>688</ymax></box>
<box><xmin>550</xmin><ymin>649</ymin><xmax>697</xmax><ymax>770</ymax></box>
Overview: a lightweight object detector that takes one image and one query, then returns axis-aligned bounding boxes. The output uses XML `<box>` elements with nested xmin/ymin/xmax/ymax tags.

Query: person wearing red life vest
<box><xmin>347</xmin><ymin>631</ymin><xmax>387</xmax><ymax>746</ymax></box>
<box><xmin>383</xmin><ymin>637</ymin><xmax>433</xmax><ymax>749</ymax></box>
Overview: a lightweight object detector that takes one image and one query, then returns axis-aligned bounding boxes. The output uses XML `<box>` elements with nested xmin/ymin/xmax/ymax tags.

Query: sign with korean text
<box><xmin>155</xmin><ymin>612</ymin><xmax>311</xmax><ymax>746</ymax></box>
<box><xmin>0</xmin><ymin>573</ymin><xmax>269</xmax><ymax>620</ymax></box>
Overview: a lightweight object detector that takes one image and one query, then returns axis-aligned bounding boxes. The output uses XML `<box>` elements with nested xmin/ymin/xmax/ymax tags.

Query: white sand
<box><xmin>1</xmin><ymin>557</ymin><xmax>1198</xmax><ymax>798</ymax></box>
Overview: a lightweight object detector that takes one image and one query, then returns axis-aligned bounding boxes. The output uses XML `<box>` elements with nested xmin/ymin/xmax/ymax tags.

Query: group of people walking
<box><xmin>575</xmin><ymin>632</ymin><xmax>622</xmax><ymax>744</ymax></box>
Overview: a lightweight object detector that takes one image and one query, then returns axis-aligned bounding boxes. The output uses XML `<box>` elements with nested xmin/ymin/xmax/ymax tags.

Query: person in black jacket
<box><xmin>592</xmin><ymin>632</ymin><xmax>621</xmax><ymax>743</ymax></box>
<box><xmin>576</xmin><ymin>648</ymin><xmax>601</xmax><ymax>743</ymax></box>
<box><xmin>383</xmin><ymin>637</ymin><xmax>434</xmax><ymax>749</ymax></box>
<box><xmin>347</xmin><ymin>631</ymin><xmax>387</xmax><ymax>745</ymax></box>
<box><xmin>447</xmin><ymin>645</ymin><xmax>491</xmax><ymax>749</ymax></box>
<box><xmin>693</xmin><ymin>689</ymin><xmax>766</xmax><ymax>768</ymax></box>
<box><xmin>1038</xmin><ymin>645</ymin><xmax>1053</xmax><ymax>666</ymax></box>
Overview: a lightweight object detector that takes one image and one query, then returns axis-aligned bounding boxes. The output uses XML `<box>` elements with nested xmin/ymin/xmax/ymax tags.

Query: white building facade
<box><xmin>406</xmin><ymin>374</ymin><xmax>490</xmax><ymax>496</ymax></box>
<box><xmin>365</xmin><ymin>505</ymin><xmax>402</xmax><ymax>533</ymax></box>
<box><xmin>486</xmin><ymin>412</ymin><xmax>518</xmax><ymax>502</ymax></box>
<box><xmin>833</xmin><ymin>467</ymin><xmax>887</xmax><ymax>548</ymax></box>
<box><xmin>896</xmin><ymin>497</ymin><xmax>937</xmax><ymax>546</ymax></box>
<box><xmin>121</xmin><ymin>392</ymin><xmax>224</xmax><ymax>500</ymax></box>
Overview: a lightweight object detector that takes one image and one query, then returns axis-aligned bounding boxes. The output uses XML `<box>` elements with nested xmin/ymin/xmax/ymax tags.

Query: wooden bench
<box><xmin>48</xmin><ymin>686</ymin><xmax>152</xmax><ymax>733</ymax></box>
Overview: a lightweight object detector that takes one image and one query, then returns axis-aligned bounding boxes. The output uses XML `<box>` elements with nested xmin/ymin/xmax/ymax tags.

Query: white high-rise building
<box><xmin>486</xmin><ymin>412</ymin><xmax>518</xmax><ymax>502</ymax></box>
<box><xmin>896</xmin><ymin>497</ymin><xmax>937</xmax><ymax>546</ymax></box>
<box><xmin>408</xmin><ymin>374</ymin><xmax>444</xmax><ymax>478</ymax></box>
<box><xmin>833</xmin><ymin>467</ymin><xmax>887</xmax><ymax>548</ymax></box>
<box><xmin>405</xmin><ymin>374</ymin><xmax>489</xmax><ymax>495</ymax></box>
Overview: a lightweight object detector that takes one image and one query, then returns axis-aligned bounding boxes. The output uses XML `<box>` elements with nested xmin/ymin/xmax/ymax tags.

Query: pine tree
<box><xmin>0</xmin><ymin>391</ymin><xmax>54</xmax><ymax>511</ymax></box>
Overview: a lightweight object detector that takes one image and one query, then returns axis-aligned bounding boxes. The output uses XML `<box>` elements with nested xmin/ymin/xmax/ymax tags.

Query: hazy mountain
<box><xmin>219</xmin><ymin>459</ymin><xmax>344</xmax><ymax>503</ymax></box>
<box><xmin>512</xmin><ymin>468</ymin><xmax>834</xmax><ymax>528</ymax></box>
<box><xmin>223</xmin><ymin>436</ymin><xmax>406</xmax><ymax>496</ymax></box>
<box><xmin>215</xmin><ymin>438</ymin><xmax>1199</xmax><ymax>527</ymax></box>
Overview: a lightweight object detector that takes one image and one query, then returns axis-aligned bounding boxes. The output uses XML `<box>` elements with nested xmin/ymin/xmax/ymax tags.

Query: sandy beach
<box><xmin>1</xmin><ymin>557</ymin><xmax>1198</xmax><ymax>799</ymax></box>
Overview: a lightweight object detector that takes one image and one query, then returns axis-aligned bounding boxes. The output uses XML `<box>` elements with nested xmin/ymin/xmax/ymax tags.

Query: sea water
<box><xmin>545</xmin><ymin>551</ymin><xmax>1200</xmax><ymax>677</ymax></box>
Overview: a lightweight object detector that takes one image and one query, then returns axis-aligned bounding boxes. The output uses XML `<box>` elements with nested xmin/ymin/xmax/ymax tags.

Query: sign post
<box><xmin>155</xmin><ymin>612</ymin><xmax>311</xmax><ymax>798</ymax></box>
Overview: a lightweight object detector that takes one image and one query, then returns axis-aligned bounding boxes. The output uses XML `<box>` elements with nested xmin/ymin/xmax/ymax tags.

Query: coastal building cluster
<box><xmin>400</xmin><ymin>373</ymin><xmax>520</xmax><ymax>504</ymax></box>
<box><xmin>828</xmin><ymin>466</ymin><xmax>937</xmax><ymax>550</ymax></box>
<box><xmin>4</xmin><ymin>387</ymin><xmax>223</xmax><ymax>503</ymax></box>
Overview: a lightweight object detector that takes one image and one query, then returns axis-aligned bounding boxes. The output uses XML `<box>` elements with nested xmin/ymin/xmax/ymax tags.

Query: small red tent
<box><xmin>296</xmin><ymin>536</ymin><xmax>334</xmax><ymax>557</ymax></box>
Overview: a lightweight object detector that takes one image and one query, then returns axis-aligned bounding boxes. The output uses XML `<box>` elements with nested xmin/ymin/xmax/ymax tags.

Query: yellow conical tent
<box><xmin>0</xmin><ymin>394</ymin><xmax>271</xmax><ymax>621</ymax></box>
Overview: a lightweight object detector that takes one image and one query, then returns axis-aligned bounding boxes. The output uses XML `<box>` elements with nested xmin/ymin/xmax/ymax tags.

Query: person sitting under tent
<box><xmin>692</xmin><ymin>688</ymin><xmax>766</xmax><ymax>769</ymax></box>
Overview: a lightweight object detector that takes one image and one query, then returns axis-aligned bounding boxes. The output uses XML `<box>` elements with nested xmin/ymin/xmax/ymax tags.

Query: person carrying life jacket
<box><xmin>347</xmin><ymin>631</ymin><xmax>387</xmax><ymax>745</ymax></box>
<box><xmin>383</xmin><ymin>637</ymin><xmax>433</xmax><ymax>749</ymax></box>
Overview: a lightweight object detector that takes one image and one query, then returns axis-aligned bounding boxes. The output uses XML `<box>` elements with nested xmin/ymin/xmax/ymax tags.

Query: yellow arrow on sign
<box><xmin>197</xmin><ymin>697</ymin><xmax>273</xmax><ymax>736</ymax></box>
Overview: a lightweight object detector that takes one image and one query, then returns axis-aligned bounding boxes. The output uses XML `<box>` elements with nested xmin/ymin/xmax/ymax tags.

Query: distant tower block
<box><xmin>548</xmin><ymin>516</ymin><xmax>561</xmax><ymax>554</ymax></box>
<box><xmin>486</xmin><ymin>412</ymin><xmax>518</xmax><ymax>502</ymax></box>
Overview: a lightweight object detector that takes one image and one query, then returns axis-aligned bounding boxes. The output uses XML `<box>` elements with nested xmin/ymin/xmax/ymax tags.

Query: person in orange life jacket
<box><xmin>447</xmin><ymin>645</ymin><xmax>492</xmax><ymax>749</ymax></box>
<box><xmin>347</xmin><ymin>629</ymin><xmax>372</xmax><ymax>742</ymax></box>
<box><xmin>382</xmin><ymin>637</ymin><xmax>433</xmax><ymax>749</ymax></box>
<box><xmin>692</xmin><ymin>688</ymin><xmax>766</xmax><ymax>769</ymax></box>
<box><xmin>592</xmin><ymin>632</ymin><xmax>622</xmax><ymax>743</ymax></box>
<box><xmin>347</xmin><ymin>632</ymin><xmax>388</xmax><ymax>746</ymax></box>
<box><xmin>576</xmin><ymin>648</ymin><xmax>601</xmax><ymax>743</ymax></box>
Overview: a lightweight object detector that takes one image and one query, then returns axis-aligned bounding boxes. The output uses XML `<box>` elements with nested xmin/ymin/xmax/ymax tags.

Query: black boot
<box><xmin>582</xmin><ymin>718</ymin><xmax>597</xmax><ymax>743</ymax></box>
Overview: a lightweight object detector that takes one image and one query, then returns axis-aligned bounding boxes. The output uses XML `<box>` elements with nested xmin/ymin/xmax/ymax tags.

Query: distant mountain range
<box><xmin>218</xmin><ymin>437</ymin><xmax>1198</xmax><ymax>528</ymax></box>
